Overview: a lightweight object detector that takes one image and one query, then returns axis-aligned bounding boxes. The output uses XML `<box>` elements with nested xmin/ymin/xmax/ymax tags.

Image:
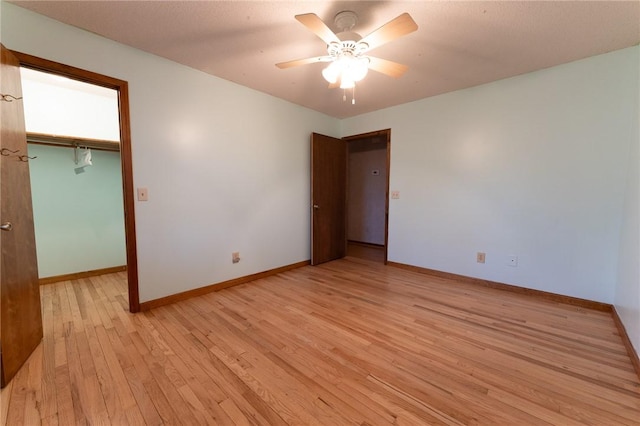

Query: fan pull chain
<box><xmin>342</xmin><ymin>87</ymin><xmax>356</xmax><ymax>104</ymax></box>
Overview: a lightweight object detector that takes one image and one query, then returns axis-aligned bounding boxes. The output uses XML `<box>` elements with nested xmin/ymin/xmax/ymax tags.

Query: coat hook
<box><xmin>0</xmin><ymin>94</ymin><xmax>23</xmax><ymax>102</ymax></box>
<box><xmin>1</xmin><ymin>148</ymin><xmax>20</xmax><ymax>156</ymax></box>
<box><xmin>18</xmin><ymin>155</ymin><xmax>37</xmax><ymax>162</ymax></box>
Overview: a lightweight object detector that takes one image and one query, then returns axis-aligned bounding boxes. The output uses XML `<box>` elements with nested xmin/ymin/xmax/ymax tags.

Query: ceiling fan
<box><xmin>276</xmin><ymin>11</ymin><xmax>418</xmax><ymax>103</ymax></box>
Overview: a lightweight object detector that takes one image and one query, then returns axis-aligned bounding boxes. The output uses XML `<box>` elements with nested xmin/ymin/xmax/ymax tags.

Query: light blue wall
<box><xmin>615</xmin><ymin>45</ymin><xmax>640</xmax><ymax>355</ymax></box>
<box><xmin>1</xmin><ymin>2</ymin><xmax>340</xmax><ymax>301</ymax></box>
<box><xmin>342</xmin><ymin>46</ymin><xmax>638</xmax><ymax>305</ymax></box>
<box><xmin>27</xmin><ymin>144</ymin><xmax>126</xmax><ymax>278</ymax></box>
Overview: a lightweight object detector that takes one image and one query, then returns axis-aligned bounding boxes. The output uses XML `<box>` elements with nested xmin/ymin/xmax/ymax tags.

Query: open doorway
<box><xmin>12</xmin><ymin>51</ymin><xmax>140</xmax><ymax>312</ymax></box>
<box><xmin>345</xmin><ymin>129</ymin><xmax>390</xmax><ymax>263</ymax></box>
<box><xmin>22</xmin><ymin>68</ymin><xmax>126</xmax><ymax>283</ymax></box>
<box><xmin>310</xmin><ymin>129</ymin><xmax>390</xmax><ymax>265</ymax></box>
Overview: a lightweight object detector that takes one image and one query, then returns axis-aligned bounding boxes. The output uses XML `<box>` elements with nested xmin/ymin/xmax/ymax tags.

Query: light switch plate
<box><xmin>137</xmin><ymin>188</ymin><xmax>148</xmax><ymax>201</ymax></box>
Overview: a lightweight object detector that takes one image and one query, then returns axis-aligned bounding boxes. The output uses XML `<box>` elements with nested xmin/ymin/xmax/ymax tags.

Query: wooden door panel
<box><xmin>311</xmin><ymin>133</ymin><xmax>346</xmax><ymax>265</ymax></box>
<box><xmin>1</xmin><ymin>44</ymin><xmax>43</xmax><ymax>387</ymax></box>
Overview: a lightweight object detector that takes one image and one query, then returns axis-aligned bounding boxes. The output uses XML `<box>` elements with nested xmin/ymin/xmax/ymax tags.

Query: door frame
<box><xmin>343</xmin><ymin>129</ymin><xmax>391</xmax><ymax>264</ymax></box>
<box><xmin>11</xmin><ymin>51</ymin><xmax>140</xmax><ymax>312</ymax></box>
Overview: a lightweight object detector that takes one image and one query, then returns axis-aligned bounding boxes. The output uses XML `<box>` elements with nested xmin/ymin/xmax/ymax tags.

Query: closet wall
<box><xmin>27</xmin><ymin>144</ymin><xmax>126</xmax><ymax>278</ymax></box>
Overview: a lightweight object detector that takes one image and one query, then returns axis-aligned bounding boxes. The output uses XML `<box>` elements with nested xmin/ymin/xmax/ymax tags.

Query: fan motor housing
<box><xmin>337</xmin><ymin>31</ymin><xmax>362</xmax><ymax>42</ymax></box>
<box><xmin>329</xmin><ymin>12</ymin><xmax>367</xmax><ymax>58</ymax></box>
<box><xmin>334</xmin><ymin>10</ymin><xmax>358</xmax><ymax>31</ymax></box>
<box><xmin>329</xmin><ymin>32</ymin><xmax>367</xmax><ymax>58</ymax></box>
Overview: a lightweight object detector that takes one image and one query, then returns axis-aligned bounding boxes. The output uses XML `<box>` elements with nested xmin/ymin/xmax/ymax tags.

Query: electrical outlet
<box><xmin>232</xmin><ymin>252</ymin><xmax>240</xmax><ymax>264</ymax></box>
<box><xmin>508</xmin><ymin>255</ymin><xmax>518</xmax><ymax>267</ymax></box>
<box><xmin>391</xmin><ymin>190</ymin><xmax>400</xmax><ymax>199</ymax></box>
<box><xmin>476</xmin><ymin>252</ymin><xmax>486</xmax><ymax>264</ymax></box>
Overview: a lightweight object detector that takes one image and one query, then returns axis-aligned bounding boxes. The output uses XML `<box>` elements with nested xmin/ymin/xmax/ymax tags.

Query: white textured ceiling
<box><xmin>9</xmin><ymin>1</ymin><xmax>640</xmax><ymax>119</ymax></box>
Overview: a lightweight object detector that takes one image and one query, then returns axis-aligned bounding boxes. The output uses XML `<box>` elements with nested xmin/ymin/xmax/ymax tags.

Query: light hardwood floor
<box><xmin>2</xmin><ymin>257</ymin><xmax>639</xmax><ymax>425</ymax></box>
<box><xmin>346</xmin><ymin>242</ymin><xmax>385</xmax><ymax>263</ymax></box>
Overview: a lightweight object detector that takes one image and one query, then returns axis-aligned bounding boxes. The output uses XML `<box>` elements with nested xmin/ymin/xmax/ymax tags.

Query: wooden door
<box><xmin>311</xmin><ymin>133</ymin><xmax>347</xmax><ymax>265</ymax></box>
<box><xmin>0</xmin><ymin>45</ymin><xmax>43</xmax><ymax>387</ymax></box>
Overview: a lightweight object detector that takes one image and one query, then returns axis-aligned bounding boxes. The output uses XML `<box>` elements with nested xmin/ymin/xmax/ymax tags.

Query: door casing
<box><xmin>11</xmin><ymin>51</ymin><xmax>140</xmax><ymax>312</ymax></box>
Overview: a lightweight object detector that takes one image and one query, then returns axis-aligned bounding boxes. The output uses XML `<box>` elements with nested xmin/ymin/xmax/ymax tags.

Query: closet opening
<box><xmin>14</xmin><ymin>51</ymin><xmax>139</xmax><ymax>312</ymax></box>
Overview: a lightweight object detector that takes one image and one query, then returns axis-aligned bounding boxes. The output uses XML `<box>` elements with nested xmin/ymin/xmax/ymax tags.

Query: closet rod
<box><xmin>26</xmin><ymin>132</ymin><xmax>120</xmax><ymax>152</ymax></box>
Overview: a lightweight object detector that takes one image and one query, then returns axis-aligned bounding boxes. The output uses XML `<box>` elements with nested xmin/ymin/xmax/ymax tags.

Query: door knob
<box><xmin>1</xmin><ymin>222</ymin><xmax>12</xmax><ymax>231</ymax></box>
<box><xmin>313</xmin><ymin>205</ymin><xmax>319</xmax><ymax>209</ymax></box>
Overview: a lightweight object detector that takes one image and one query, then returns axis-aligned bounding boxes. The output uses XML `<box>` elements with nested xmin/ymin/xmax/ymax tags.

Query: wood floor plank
<box><xmin>5</xmin><ymin>354</ymin><xmax>29</xmax><ymax>425</ymax></box>
<box><xmin>85</xmin><ymin>324</ymin><xmax>125</xmax><ymax>424</ymax></box>
<box><xmin>219</xmin><ymin>397</ymin><xmax>252</xmax><ymax>426</ymax></box>
<box><xmin>39</xmin><ymin>284</ymin><xmax>58</xmax><ymax>423</ymax></box>
<box><xmin>0</xmin><ymin>378</ymin><xmax>13</xmax><ymax>426</ymax></box>
<box><xmin>120</xmin><ymin>330</ymin><xmax>180</xmax><ymax>425</ymax></box>
<box><xmin>18</xmin><ymin>345</ymin><xmax>43</xmax><ymax>426</ymax></box>
<box><xmin>2</xmin><ymin>258</ymin><xmax>640</xmax><ymax>425</ymax></box>
<box><xmin>143</xmin><ymin>310</ymin><xmax>235</xmax><ymax>423</ymax></box>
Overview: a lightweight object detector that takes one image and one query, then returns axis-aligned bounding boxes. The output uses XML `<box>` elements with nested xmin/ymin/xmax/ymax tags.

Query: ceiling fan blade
<box><xmin>276</xmin><ymin>56</ymin><xmax>332</xmax><ymax>69</ymax></box>
<box><xmin>295</xmin><ymin>13</ymin><xmax>340</xmax><ymax>45</ymax></box>
<box><xmin>367</xmin><ymin>57</ymin><xmax>409</xmax><ymax>78</ymax></box>
<box><xmin>360</xmin><ymin>13</ymin><xmax>418</xmax><ymax>52</ymax></box>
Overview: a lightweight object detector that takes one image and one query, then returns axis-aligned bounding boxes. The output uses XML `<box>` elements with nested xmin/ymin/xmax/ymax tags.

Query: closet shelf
<box><xmin>26</xmin><ymin>132</ymin><xmax>120</xmax><ymax>152</ymax></box>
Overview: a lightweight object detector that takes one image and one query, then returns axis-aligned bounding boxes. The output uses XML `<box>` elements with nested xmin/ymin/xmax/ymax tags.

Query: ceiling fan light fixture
<box><xmin>348</xmin><ymin>56</ymin><xmax>370</xmax><ymax>82</ymax></box>
<box><xmin>278</xmin><ymin>11</ymin><xmax>418</xmax><ymax>103</ymax></box>
<box><xmin>322</xmin><ymin>55</ymin><xmax>369</xmax><ymax>85</ymax></box>
<box><xmin>322</xmin><ymin>61</ymin><xmax>340</xmax><ymax>84</ymax></box>
<box><xmin>340</xmin><ymin>78</ymin><xmax>355</xmax><ymax>89</ymax></box>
